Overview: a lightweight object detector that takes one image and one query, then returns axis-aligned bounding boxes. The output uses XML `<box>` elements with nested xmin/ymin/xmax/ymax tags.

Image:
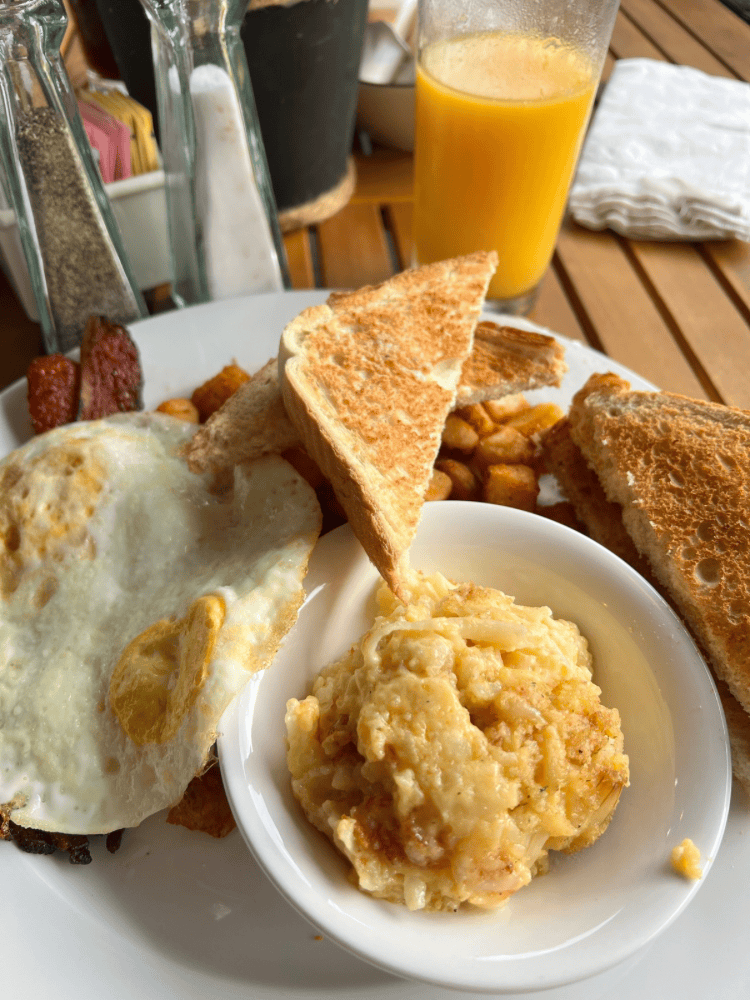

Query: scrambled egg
<box><xmin>286</xmin><ymin>573</ymin><xmax>629</xmax><ymax>912</ymax></box>
<box><xmin>671</xmin><ymin>838</ymin><xmax>702</xmax><ymax>879</ymax></box>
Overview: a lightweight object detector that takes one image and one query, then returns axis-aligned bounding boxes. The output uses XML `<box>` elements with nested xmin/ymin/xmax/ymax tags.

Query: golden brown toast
<box><xmin>567</xmin><ymin>373</ymin><xmax>750</xmax><ymax>717</ymax></box>
<box><xmin>457</xmin><ymin>321</ymin><xmax>567</xmax><ymax>407</ymax></box>
<box><xmin>540</xmin><ymin>416</ymin><xmax>654</xmax><ymax>580</ymax></box>
<box><xmin>279</xmin><ymin>253</ymin><xmax>498</xmax><ymax>599</ymax></box>
<box><xmin>183</xmin><ymin>320</ymin><xmax>566</xmax><ymax>476</ymax></box>
<box><xmin>551</xmin><ymin>372</ymin><xmax>750</xmax><ymax>795</ymax></box>
<box><xmin>181</xmin><ymin>358</ymin><xmax>299</xmax><ymax>474</ymax></box>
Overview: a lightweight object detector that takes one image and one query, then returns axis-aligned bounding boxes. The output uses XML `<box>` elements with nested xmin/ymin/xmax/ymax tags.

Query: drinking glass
<box><xmin>413</xmin><ymin>0</ymin><xmax>619</xmax><ymax>314</ymax></box>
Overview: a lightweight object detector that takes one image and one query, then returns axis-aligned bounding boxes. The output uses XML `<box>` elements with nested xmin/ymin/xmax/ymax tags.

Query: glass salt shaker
<box><xmin>0</xmin><ymin>0</ymin><xmax>146</xmax><ymax>354</ymax></box>
<box><xmin>140</xmin><ymin>0</ymin><xmax>289</xmax><ymax>307</ymax></box>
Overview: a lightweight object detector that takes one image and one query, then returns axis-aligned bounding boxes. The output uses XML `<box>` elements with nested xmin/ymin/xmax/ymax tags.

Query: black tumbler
<box><xmin>93</xmin><ymin>0</ymin><xmax>159</xmax><ymax>141</ymax></box>
<box><xmin>241</xmin><ymin>0</ymin><xmax>368</xmax><ymax>223</ymax></box>
<box><xmin>94</xmin><ymin>0</ymin><xmax>368</xmax><ymax>226</ymax></box>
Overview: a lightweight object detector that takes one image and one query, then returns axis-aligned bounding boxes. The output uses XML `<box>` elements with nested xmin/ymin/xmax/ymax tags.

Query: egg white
<box><xmin>0</xmin><ymin>412</ymin><xmax>320</xmax><ymax>834</ymax></box>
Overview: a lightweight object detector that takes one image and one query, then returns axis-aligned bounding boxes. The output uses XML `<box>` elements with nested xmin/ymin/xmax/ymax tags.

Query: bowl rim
<box><xmin>358</xmin><ymin>77</ymin><xmax>415</xmax><ymax>90</ymax></box>
<box><xmin>219</xmin><ymin>501</ymin><xmax>732</xmax><ymax>994</ymax></box>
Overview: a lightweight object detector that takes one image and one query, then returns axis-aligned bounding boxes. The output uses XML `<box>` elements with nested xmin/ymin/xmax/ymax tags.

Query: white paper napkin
<box><xmin>568</xmin><ymin>58</ymin><xmax>750</xmax><ymax>241</ymax></box>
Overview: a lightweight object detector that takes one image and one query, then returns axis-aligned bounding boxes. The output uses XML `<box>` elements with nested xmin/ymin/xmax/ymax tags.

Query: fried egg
<box><xmin>0</xmin><ymin>412</ymin><xmax>321</xmax><ymax>834</ymax></box>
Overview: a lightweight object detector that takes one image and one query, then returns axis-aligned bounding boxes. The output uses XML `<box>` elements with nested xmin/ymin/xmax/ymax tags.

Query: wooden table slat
<box><xmin>351</xmin><ymin>149</ymin><xmax>414</xmax><ymax>205</ymax></box>
<box><xmin>609</xmin><ymin>8</ymin><xmax>668</xmax><ymax>64</ymax></box>
<box><xmin>701</xmin><ymin>241</ymin><xmax>750</xmax><ymax>316</ymax></box>
<box><xmin>529</xmin><ymin>266</ymin><xmax>588</xmax><ymax>344</ymax></box>
<box><xmin>618</xmin><ymin>0</ymin><xmax>738</xmax><ymax>77</ymax></box>
<box><xmin>61</xmin><ymin>2</ymin><xmax>78</xmax><ymax>57</ymax></box>
<box><xmin>601</xmin><ymin>52</ymin><xmax>617</xmax><ymax>83</ymax></box>
<box><xmin>283</xmin><ymin>228</ymin><xmax>315</xmax><ymax>290</ymax></box>
<box><xmin>384</xmin><ymin>202</ymin><xmax>414</xmax><ymax>271</ymax></box>
<box><xmin>316</xmin><ymin>202</ymin><xmax>394</xmax><ymax>290</ymax></box>
<box><xmin>60</xmin><ymin>5</ymin><xmax>90</xmax><ymax>90</ymax></box>
<box><xmin>655</xmin><ymin>0</ymin><xmax>750</xmax><ymax>81</ymax></box>
<box><xmin>555</xmin><ymin>222</ymin><xmax>710</xmax><ymax>398</ymax></box>
<box><xmin>627</xmin><ymin>240</ymin><xmax>750</xmax><ymax>408</ymax></box>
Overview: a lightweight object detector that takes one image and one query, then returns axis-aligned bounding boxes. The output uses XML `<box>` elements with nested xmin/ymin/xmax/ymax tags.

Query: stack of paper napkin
<box><xmin>568</xmin><ymin>59</ymin><xmax>750</xmax><ymax>241</ymax></box>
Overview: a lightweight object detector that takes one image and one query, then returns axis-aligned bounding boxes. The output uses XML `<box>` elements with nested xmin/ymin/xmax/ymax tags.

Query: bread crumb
<box><xmin>671</xmin><ymin>838</ymin><xmax>702</xmax><ymax>879</ymax></box>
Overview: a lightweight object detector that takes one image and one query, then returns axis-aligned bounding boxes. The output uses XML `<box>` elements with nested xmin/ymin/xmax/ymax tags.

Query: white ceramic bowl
<box><xmin>356</xmin><ymin>79</ymin><xmax>415</xmax><ymax>152</ymax></box>
<box><xmin>219</xmin><ymin>502</ymin><xmax>731</xmax><ymax>994</ymax></box>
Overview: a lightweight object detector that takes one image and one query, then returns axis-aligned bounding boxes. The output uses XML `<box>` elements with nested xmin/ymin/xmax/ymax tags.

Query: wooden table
<box><xmin>2</xmin><ymin>0</ymin><xmax>750</xmax><ymax>407</ymax></box>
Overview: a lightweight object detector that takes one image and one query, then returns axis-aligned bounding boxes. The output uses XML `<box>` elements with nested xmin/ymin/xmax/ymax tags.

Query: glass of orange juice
<box><xmin>414</xmin><ymin>0</ymin><xmax>619</xmax><ymax>314</ymax></box>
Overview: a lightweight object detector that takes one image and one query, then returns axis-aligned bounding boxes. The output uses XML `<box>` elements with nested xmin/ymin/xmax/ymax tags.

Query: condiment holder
<box><xmin>139</xmin><ymin>0</ymin><xmax>289</xmax><ymax>307</ymax></box>
<box><xmin>357</xmin><ymin>0</ymin><xmax>416</xmax><ymax>152</ymax></box>
<box><xmin>0</xmin><ymin>0</ymin><xmax>146</xmax><ymax>353</ymax></box>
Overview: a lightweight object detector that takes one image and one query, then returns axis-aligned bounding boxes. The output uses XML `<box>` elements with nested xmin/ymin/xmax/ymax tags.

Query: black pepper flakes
<box><xmin>15</xmin><ymin>107</ymin><xmax>142</xmax><ymax>352</ymax></box>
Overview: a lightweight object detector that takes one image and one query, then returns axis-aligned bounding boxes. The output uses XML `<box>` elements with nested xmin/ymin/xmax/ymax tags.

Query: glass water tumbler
<box><xmin>140</xmin><ymin>0</ymin><xmax>290</xmax><ymax>307</ymax></box>
<box><xmin>0</xmin><ymin>0</ymin><xmax>146</xmax><ymax>353</ymax></box>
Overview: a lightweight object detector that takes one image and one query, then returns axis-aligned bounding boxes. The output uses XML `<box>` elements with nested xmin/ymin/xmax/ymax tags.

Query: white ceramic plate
<box><xmin>219</xmin><ymin>501</ymin><xmax>729</xmax><ymax>994</ymax></box>
<box><xmin>0</xmin><ymin>291</ymin><xmax>747</xmax><ymax>1000</ymax></box>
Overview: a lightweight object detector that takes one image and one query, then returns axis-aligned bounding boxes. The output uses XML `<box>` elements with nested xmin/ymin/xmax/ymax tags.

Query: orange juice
<box><xmin>414</xmin><ymin>33</ymin><xmax>597</xmax><ymax>302</ymax></box>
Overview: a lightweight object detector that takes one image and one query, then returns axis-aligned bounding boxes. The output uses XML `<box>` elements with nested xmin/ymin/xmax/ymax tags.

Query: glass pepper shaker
<box><xmin>140</xmin><ymin>0</ymin><xmax>289</xmax><ymax>307</ymax></box>
<box><xmin>0</xmin><ymin>0</ymin><xmax>146</xmax><ymax>354</ymax></box>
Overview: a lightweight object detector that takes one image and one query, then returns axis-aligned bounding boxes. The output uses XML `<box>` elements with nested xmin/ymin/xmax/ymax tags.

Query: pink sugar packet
<box><xmin>78</xmin><ymin>100</ymin><xmax>132</xmax><ymax>182</ymax></box>
<box><xmin>80</xmin><ymin>116</ymin><xmax>114</xmax><ymax>183</ymax></box>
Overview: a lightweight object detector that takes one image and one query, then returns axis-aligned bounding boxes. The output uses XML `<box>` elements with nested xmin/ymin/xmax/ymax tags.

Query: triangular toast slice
<box><xmin>279</xmin><ymin>253</ymin><xmax>497</xmax><ymax>599</ymax></box>
<box><xmin>540</xmin><ymin>415</ymin><xmax>654</xmax><ymax>582</ymax></box>
<box><xmin>182</xmin><ymin>313</ymin><xmax>566</xmax><ymax>477</ymax></box>
<box><xmin>456</xmin><ymin>321</ymin><xmax>566</xmax><ymax>407</ymax></box>
<box><xmin>567</xmin><ymin>373</ymin><xmax>750</xmax><ymax>718</ymax></box>
<box><xmin>543</xmin><ymin>398</ymin><xmax>750</xmax><ymax>798</ymax></box>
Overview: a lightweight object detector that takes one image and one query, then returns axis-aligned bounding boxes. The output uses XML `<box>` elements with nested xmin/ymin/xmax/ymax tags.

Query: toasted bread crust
<box><xmin>541</xmin><ymin>417</ymin><xmax>655</xmax><ymax>580</ymax></box>
<box><xmin>457</xmin><ymin>323</ymin><xmax>567</xmax><ymax>407</ymax></box>
<box><xmin>718</xmin><ymin>682</ymin><xmax>750</xmax><ymax>800</ymax></box>
<box><xmin>181</xmin><ymin>358</ymin><xmax>299</xmax><ymax>474</ymax></box>
<box><xmin>280</xmin><ymin>254</ymin><xmax>498</xmax><ymax>597</ymax></box>
<box><xmin>568</xmin><ymin>373</ymin><xmax>750</xmax><ymax>721</ymax></box>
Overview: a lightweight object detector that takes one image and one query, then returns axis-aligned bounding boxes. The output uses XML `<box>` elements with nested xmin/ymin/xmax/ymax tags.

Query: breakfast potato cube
<box><xmin>474</xmin><ymin>425</ymin><xmax>535</xmax><ymax>468</ymax></box>
<box><xmin>156</xmin><ymin>397</ymin><xmax>200</xmax><ymax>423</ymax></box>
<box><xmin>191</xmin><ymin>363</ymin><xmax>251</xmax><ymax>422</ymax></box>
<box><xmin>454</xmin><ymin>403</ymin><xmax>496</xmax><ymax>437</ymax></box>
<box><xmin>166</xmin><ymin>763</ymin><xmax>236</xmax><ymax>838</ymax></box>
<box><xmin>505</xmin><ymin>402</ymin><xmax>565</xmax><ymax>439</ymax></box>
<box><xmin>441</xmin><ymin>414</ymin><xmax>479</xmax><ymax>453</ymax></box>
<box><xmin>483</xmin><ymin>393</ymin><xmax>529</xmax><ymax>424</ymax></box>
<box><xmin>435</xmin><ymin>458</ymin><xmax>479</xmax><ymax>501</ymax></box>
<box><xmin>483</xmin><ymin>463</ymin><xmax>539</xmax><ymax>511</ymax></box>
<box><xmin>425</xmin><ymin>468</ymin><xmax>453</xmax><ymax>501</ymax></box>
